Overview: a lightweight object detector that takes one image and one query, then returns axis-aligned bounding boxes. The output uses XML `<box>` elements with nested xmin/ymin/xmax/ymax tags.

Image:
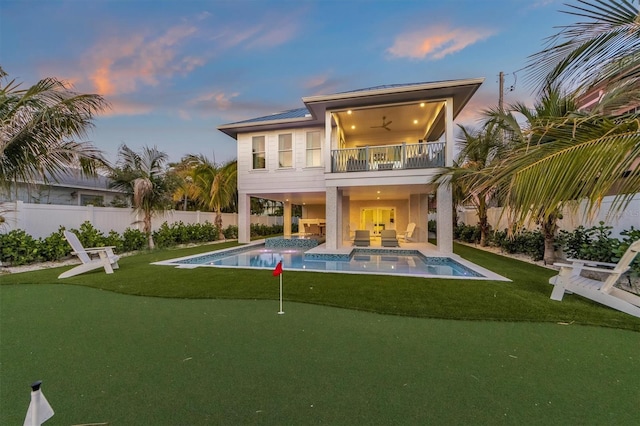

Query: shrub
<box><xmin>38</xmin><ymin>227</ymin><xmax>71</xmax><ymax>262</ymax></box>
<box><xmin>223</xmin><ymin>225</ymin><xmax>238</xmax><ymax>239</ymax></box>
<box><xmin>557</xmin><ymin>222</ymin><xmax>621</xmax><ymax>263</ymax></box>
<box><xmin>0</xmin><ymin>229</ymin><xmax>40</xmax><ymax>265</ymax></box>
<box><xmin>122</xmin><ymin>228</ymin><xmax>147</xmax><ymax>252</ymax></box>
<box><xmin>72</xmin><ymin>221</ymin><xmax>107</xmax><ymax>248</ymax></box>
<box><xmin>454</xmin><ymin>223</ymin><xmax>480</xmax><ymax>243</ymax></box>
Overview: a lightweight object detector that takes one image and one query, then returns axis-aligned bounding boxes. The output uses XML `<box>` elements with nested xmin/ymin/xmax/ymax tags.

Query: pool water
<box><xmin>161</xmin><ymin>244</ymin><xmax>485</xmax><ymax>278</ymax></box>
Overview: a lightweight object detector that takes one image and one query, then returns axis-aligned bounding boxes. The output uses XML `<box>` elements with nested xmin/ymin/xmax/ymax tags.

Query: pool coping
<box><xmin>152</xmin><ymin>240</ymin><xmax>511</xmax><ymax>281</ymax></box>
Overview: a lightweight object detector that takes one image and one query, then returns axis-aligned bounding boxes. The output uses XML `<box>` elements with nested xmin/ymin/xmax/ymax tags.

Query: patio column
<box><xmin>436</xmin><ymin>177</ymin><xmax>453</xmax><ymax>253</ymax></box>
<box><xmin>283</xmin><ymin>200</ymin><xmax>292</xmax><ymax>237</ymax></box>
<box><xmin>325</xmin><ymin>185</ymin><xmax>338</xmax><ymax>250</ymax></box>
<box><xmin>238</xmin><ymin>192</ymin><xmax>251</xmax><ymax>244</ymax></box>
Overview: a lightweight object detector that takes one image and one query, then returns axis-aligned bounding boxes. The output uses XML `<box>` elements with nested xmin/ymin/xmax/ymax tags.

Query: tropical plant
<box><xmin>482</xmin><ymin>86</ymin><xmax>585</xmax><ymax>264</ymax></box>
<box><xmin>432</xmin><ymin>121</ymin><xmax>506</xmax><ymax>246</ymax></box>
<box><xmin>526</xmin><ymin>0</ymin><xmax>640</xmax><ymax>102</ymax></box>
<box><xmin>179</xmin><ymin>155</ymin><xmax>237</xmax><ymax>240</ymax></box>
<box><xmin>109</xmin><ymin>144</ymin><xmax>174</xmax><ymax>249</ymax></box>
<box><xmin>0</xmin><ymin>67</ymin><xmax>108</xmax><ymax>191</ymax></box>
<box><xmin>516</xmin><ymin>0</ymin><xmax>640</xmax><ymax>219</ymax></box>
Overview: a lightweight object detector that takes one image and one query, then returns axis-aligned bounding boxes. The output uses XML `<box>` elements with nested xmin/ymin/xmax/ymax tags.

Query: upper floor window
<box><xmin>306</xmin><ymin>131</ymin><xmax>321</xmax><ymax>167</ymax></box>
<box><xmin>252</xmin><ymin>136</ymin><xmax>266</xmax><ymax>169</ymax></box>
<box><xmin>278</xmin><ymin>134</ymin><xmax>292</xmax><ymax>168</ymax></box>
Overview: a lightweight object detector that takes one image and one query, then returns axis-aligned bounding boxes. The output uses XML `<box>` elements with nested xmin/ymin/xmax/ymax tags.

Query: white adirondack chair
<box><xmin>398</xmin><ymin>222</ymin><xmax>416</xmax><ymax>242</ymax></box>
<box><xmin>58</xmin><ymin>230</ymin><xmax>120</xmax><ymax>279</ymax></box>
<box><xmin>549</xmin><ymin>240</ymin><xmax>640</xmax><ymax>317</ymax></box>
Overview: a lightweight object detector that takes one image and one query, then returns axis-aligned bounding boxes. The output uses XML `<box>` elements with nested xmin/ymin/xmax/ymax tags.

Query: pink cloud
<box><xmin>99</xmin><ymin>97</ymin><xmax>154</xmax><ymax>117</ymax></box>
<box><xmin>388</xmin><ymin>25</ymin><xmax>495</xmax><ymax>60</ymax></box>
<box><xmin>85</xmin><ymin>24</ymin><xmax>203</xmax><ymax>96</ymax></box>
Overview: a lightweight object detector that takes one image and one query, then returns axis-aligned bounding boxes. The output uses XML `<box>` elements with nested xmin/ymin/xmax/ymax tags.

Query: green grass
<box><xmin>2</xmin><ymin>243</ymin><xmax>640</xmax><ymax>424</ymax></box>
<box><xmin>1</xmin><ymin>285</ymin><xmax>639</xmax><ymax>425</ymax></box>
<box><xmin>2</xmin><ymin>242</ymin><xmax>639</xmax><ymax>331</ymax></box>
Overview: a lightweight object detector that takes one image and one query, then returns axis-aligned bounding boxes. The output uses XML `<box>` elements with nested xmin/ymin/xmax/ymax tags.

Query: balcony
<box><xmin>331</xmin><ymin>141</ymin><xmax>445</xmax><ymax>173</ymax></box>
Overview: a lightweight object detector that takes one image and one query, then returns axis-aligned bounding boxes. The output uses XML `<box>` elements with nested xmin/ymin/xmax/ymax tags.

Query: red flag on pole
<box><xmin>273</xmin><ymin>261</ymin><xmax>283</xmax><ymax>276</ymax></box>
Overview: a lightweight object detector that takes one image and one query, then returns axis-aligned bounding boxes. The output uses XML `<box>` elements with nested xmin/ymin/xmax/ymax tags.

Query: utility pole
<box><xmin>498</xmin><ymin>71</ymin><xmax>504</xmax><ymax>112</ymax></box>
<box><xmin>498</xmin><ymin>71</ymin><xmax>505</xmax><ymax>145</ymax></box>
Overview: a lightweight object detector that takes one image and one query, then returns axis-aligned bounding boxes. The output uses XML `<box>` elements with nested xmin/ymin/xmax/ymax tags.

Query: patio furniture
<box><xmin>549</xmin><ymin>240</ymin><xmax>640</xmax><ymax>317</ymax></box>
<box><xmin>58</xmin><ymin>230</ymin><xmax>120</xmax><ymax>279</ymax></box>
<box><xmin>354</xmin><ymin>230</ymin><xmax>371</xmax><ymax>247</ymax></box>
<box><xmin>381</xmin><ymin>230</ymin><xmax>399</xmax><ymax>247</ymax></box>
<box><xmin>398</xmin><ymin>223</ymin><xmax>416</xmax><ymax>242</ymax></box>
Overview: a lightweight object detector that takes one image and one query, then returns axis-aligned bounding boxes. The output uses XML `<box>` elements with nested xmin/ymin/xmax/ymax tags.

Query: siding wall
<box><xmin>237</xmin><ymin>127</ymin><xmax>327</xmax><ymax>196</ymax></box>
<box><xmin>1</xmin><ymin>183</ymin><xmax>122</xmax><ymax>206</ymax></box>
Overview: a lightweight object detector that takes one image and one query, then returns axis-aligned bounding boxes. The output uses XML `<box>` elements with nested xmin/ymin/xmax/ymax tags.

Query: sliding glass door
<box><xmin>360</xmin><ymin>207</ymin><xmax>395</xmax><ymax>236</ymax></box>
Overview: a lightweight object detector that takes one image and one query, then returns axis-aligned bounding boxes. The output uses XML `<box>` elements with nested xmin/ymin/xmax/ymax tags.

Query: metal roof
<box><xmin>225</xmin><ymin>107</ymin><xmax>310</xmax><ymax>125</ymax></box>
<box><xmin>218</xmin><ymin>78</ymin><xmax>484</xmax><ymax>139</ymax></box>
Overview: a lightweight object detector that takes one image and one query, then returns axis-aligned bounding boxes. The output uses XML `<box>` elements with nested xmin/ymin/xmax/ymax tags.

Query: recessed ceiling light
<box><xmin>347</xmin><ymin>110</ymin><xmax>352</xmax><ymax>114</ymax></box>
<box><xmin>413</xmin><ymin>119</ymin><xmax>418</xmax><ymax>124</ymax></box>
<box><xmin>377</xmin><ymin>191</ymin><xmax>380</xmax><ymax>194</ymax></box>
<box><xmin>376</xmin><ymin>197</ymin><xmax>380</xmax><ymax>200</ymax></box>
<box><xmin>351</xmin><ymin>125</ymin><xmax>355</xmax><ymax>129</ymax></box>
<box><xmin>420</xmin><ymin>103</ymin><xmax>425</xmax><ymax>107</ymax></box>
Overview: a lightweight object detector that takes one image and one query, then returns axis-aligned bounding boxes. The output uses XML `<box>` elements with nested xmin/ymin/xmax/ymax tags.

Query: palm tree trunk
<box><xmin>542</xmin><ymin>214</ymin><xmax>558</xmax><ymax>265</ymax></box>
<box><xmin>144</xmin><ymin>212</ymin><xmax>155</xmax><ymax>250</ymax></box>
<box><xmin>215</xmin><ymin>211</ymin><xmax>224</xmax><ymax>240</ymax></box>
<box><xmin>478</xmin><ymin>198</ymin><xmax>489</xmax><ymax>247</ymax></box>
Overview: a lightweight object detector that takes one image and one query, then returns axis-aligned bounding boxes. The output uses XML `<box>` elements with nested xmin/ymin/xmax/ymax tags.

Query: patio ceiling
<box><xmin>332</xmin><ymin>101</ymin><xmax>444</xmax><ymax>142</ymax></box>
<box><xmin>252</xmin><ymin>184</ymin><xmax>435</xmax><ymax>206</ymax></box>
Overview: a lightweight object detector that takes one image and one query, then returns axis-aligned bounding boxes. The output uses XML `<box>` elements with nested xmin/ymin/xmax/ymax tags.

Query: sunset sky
<box><xmin>1</xmin><ymin>0</ymin><xmax>574</xmax><ymax>165</ymax></box>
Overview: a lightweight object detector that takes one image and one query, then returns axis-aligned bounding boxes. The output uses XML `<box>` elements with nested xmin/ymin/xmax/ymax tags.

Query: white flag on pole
<box><xmin>24</xmin><ymin>381</ymin><xmax>54</xmax><ymax>426</ymax></box>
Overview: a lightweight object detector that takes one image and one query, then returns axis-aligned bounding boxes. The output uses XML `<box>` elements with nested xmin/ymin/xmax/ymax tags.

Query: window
<box><xmin>252</xmin><ymin>136</ymin><xmax>266</xmax><ymax>169</ymax></box>
<box><xmin>80</xmin><ymin>194</ymin><xmax>104</xmax><ymax>206</ymax></box>
<box><xmin>306</xmin><ymin>131</ymin><xmax>321</xmax><ymax>167</ymax></box>
<box><xmin>278</xmin><ymin>133</ymin><xmax>292</xmax><ymax>168</ymax></box>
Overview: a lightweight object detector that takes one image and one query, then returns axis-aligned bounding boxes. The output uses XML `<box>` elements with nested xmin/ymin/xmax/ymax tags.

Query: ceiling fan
<box><xmin>370</xmin><ymin>116</ymin><xmax>392</xmax><ymax>131</ymax></box>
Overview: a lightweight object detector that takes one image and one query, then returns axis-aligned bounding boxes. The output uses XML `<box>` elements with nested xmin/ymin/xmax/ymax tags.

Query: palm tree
<box><xmin>109</xmin><ymin>144</ymin><xmax>173</xmax><ymax>249</ymax></box>
<box><xmin>482</xmin><ymin>86</ymin><xmax>585</xmax><ymax>264</ymax></box>
<box><xmin>180</xmin><ymin>155</ymin><xmax>237</xmax><ymax>240</ymax></box>
<box><xmin>434</xmin><ymin>122</ymin><xmax>505</xmax><ymax>246</ymax></box>
<box><xmin>526</xmin><ymin>0</ymin><xmax>640</xmax><ymax>99</ymax></box>
<box><xmin>0</xmin><ymin>67</ymin><xmax>108</xmax><ymax>192</ymax></box>
<box><xmin>515</xmin><ymin>0</ymin><xmax>640</xmax><ymax>219</ymax></box>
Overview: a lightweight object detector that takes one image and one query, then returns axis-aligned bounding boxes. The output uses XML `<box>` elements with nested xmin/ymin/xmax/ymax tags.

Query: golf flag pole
<box><xmin>273</xmin><ymin>261</ymin><xmax>284</xmax><ymax>314</ymax></box>
<box><xmin>24</xmin><ymin>380</ymin><xmax>54</xmax><ymax>426</ymax></box>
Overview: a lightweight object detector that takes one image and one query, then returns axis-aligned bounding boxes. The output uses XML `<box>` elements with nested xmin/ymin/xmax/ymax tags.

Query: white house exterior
<box><xmin>218</xmin><ymin>79</ymin><xmax>484</xmax><ymax>253</ymax></box>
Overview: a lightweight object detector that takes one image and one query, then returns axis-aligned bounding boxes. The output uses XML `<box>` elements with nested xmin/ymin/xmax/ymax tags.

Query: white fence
<box><xmin>457</xmin><ymin>194</ymin><xmax>640</xmax><ymax>239</ymax></box>
<box><xmin>1</xmin><ymin>201</ymin><xmax>284</xmax><ymax>239</ymax></box>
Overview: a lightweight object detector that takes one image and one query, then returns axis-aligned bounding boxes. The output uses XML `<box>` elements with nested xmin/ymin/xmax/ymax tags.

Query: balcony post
<box><xmin>365</xmin><ymin>146</ymin><xmax>369</xmax><ymax>171</ymax></box>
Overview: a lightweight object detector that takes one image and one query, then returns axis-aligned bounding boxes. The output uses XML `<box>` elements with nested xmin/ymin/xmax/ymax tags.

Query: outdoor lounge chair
<box><xmin>549</xmin><ymin>240</ymin><xmax>640</xmax><ymax>317</ymax></box>
<box><xmin>381</xmin><ymin>230</ymin><xmax>399</xmax><ymax>247</ymax></box>
<box><xmin>58</xmin><ymin>230</ymin><xmax>120</xmax><ymax>279</ymax></box>
<box><xmin>398</xmin><ymin>222</ymin><xmax>416</xmax><ymax>242</ymax></box>
<box><xmin>354</xmin><ymin>230</ymin><xmax>370</xmax><ymax>247</ymax></box>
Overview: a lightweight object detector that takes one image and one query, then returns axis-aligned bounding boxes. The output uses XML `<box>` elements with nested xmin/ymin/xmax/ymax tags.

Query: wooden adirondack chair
<box><xmin>58</xmin><ymin>230</ymin><xmax>120</xmax><ymax>279</ymax></box>
<box><xmin>549</xmin><ymin>240</ymin><xmax>640</xmax><ymax>317</ymax></box>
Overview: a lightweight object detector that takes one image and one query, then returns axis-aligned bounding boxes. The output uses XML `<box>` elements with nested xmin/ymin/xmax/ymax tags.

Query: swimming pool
<box><xmin>154</xmin><ymin>243</ymin><xmax>508</xmax><ymax>280</ymax></box>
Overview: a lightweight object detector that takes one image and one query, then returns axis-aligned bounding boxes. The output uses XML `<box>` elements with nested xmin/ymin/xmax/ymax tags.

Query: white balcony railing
<box><xmin>331</xmin><ymin>141</ymin><xmax>445</xmax><ymax>173</ymax></box>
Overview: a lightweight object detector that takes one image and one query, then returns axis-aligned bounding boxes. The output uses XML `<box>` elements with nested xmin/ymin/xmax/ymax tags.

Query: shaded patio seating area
<box><xmin>381</xmin><ymin>230</ymin><xmax>399</xmax><ymax>247</ymax></box>
<box><xmin>354</xmin><ymin>230</ymin><xmax>371</xmax><ymax>247</ymax></box>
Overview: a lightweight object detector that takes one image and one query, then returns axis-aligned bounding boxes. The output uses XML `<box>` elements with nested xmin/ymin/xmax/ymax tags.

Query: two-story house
<box><xmin>218</xmin><ymin>78</ymin><xmax>484</xmax><ymax>253</ymax></box>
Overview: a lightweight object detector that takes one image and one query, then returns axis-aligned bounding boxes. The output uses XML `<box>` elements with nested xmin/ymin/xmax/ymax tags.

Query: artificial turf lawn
<box><xmin>2</xmin><ymin>241</ymin><xmax>639</xmax><ymax>331</ymax></box>
<box><xmin>1</xmin><ymin>284</ymin><xmax>639</xmax><ymax>425</ymax></box>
